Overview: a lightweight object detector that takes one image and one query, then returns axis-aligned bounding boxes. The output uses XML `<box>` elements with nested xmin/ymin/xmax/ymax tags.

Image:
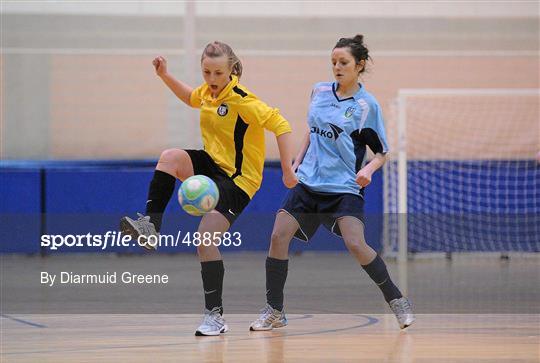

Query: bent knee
<box><xmin>159</xmin><ymin>148</ymin><xmax>186</xmax><ymax>164</ymax></box>
<box><xmin>270</xmin><ymin>230</ymin><xmax>292</xmax><ymax>247</ymax></box>
<box><xmin>343</xmin><ymin>238</ymin><xmax>367</xmax><ymax>252</ymax></box>
<box><xmin>158</xmin><ymin>149</ymin><xmax>193</xmax><ymax>180</ymax></box>
<box><xmin>196</xmin><ymin>244</ymin><xmax>220</xmax><ymax>257</ymax></box>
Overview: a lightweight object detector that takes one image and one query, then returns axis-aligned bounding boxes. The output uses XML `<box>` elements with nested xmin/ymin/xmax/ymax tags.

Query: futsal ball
<box><xmin>178</xmin><ymin>175</ymin><xmax>220</xmax><ymax>216</ymax></box>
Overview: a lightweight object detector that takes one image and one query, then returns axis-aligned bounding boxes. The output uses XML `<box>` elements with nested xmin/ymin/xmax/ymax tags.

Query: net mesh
<box><xmin>384</xmin><ymin>90</ymin><xmax>540</xmax><ymax>254</ymax></box>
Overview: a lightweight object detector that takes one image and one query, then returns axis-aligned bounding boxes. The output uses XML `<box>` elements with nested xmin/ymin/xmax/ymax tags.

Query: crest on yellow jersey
<box><xmin>217</xmin><ymin>103</ymin><xmax>229</xmax><ymax>116</ymax></box>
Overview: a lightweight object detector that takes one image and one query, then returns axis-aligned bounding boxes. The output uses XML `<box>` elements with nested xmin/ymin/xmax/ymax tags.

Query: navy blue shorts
<box><xmin>280</xmin><ymin>183</ymin><xmax>365</xmax><ymax>242</ymax></box>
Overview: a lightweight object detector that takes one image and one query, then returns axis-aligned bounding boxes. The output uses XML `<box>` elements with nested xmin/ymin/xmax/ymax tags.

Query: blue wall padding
<box><xmin>5</xmin><ymin>159</ymin><xmax>537</xmax><ymax>253</ymax></box>
<box><xmin>0</xmin><ymin>162</ymin><xmax>384</xmax><ymax>254</ymax></box>
<box><xmin>0</xmin><ymin>169</ymin><xmax>42</xmax><ymax>253</ymax></box>
<box><xmin>41</xmin><ymin>167</ymin><xmax>383</xmax><ymax>253</ymax></box>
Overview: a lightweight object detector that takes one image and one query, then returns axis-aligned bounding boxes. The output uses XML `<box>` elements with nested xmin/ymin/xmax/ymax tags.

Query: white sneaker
<box><xmin>389</xmin><ymin>297</ymin><xmax>415</xmax><ymax>329</ymax></box>
<box><xmin>195</xmin><ymin>307</ymin><xmax>228</xmax><ymax>336</ymax></box>
<box><xmin>249</xmin><ymin>304</ymin><xmax>288</xmax><ymax>331</ymax></box>
<box><xmin>120</xmin><ymin>213</ymin><xmax>159</xmax><ymax>251</ymax></box>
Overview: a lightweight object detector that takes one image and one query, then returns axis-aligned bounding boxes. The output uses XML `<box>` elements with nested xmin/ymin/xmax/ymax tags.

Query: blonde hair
<box><xmin>201</xmin><ymin>41</ymin><xmax>243</xmax><ymax>79</ymax></box>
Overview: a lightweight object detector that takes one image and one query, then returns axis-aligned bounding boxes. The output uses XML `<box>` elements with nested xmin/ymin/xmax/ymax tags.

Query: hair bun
<box><xmin>353</xmin><ymin>34</ymin><xmax>364</xmax><ymax>45</ymax></box>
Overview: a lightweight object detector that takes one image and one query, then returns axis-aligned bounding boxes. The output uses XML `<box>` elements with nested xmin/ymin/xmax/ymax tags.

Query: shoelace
<box><xmin>136</xmin><ymin>213</ymin><xmax>153</xmax><ymax>235</ymax></box>
<box><xmin>203</xmin><ymin>308</ymin><xmax>223</xmax><ymax>327</ymax></box>
<box><xmin>393</xmin><ymin>299</ymin><xmax>411</xmax><ymax>315</ymax></box>
<box><xmin>257</xmin><ymin>305</ymin><xmax>276</xmax><ymax>323</ymax></box>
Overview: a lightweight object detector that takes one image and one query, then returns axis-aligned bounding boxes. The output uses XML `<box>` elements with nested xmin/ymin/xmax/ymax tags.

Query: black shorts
<box><xmin>280</xmin><ymin>183</ymin><xmax>365</xmax><ymax>242</ymax></box>
<box><xmin>185</xmin><ymin>149</ymin><xmax>250</xmax><ymax>225</ymax></box>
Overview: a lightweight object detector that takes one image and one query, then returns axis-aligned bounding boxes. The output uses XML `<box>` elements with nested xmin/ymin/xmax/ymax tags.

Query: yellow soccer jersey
<box><xmin>189</xmin><ymin>75</ymin><xmax>292</xmax><ymax>198</ymax></box>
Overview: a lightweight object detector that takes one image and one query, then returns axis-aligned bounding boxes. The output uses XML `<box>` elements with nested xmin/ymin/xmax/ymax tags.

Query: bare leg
<box><xmin>196</xmin><ymin>210</ymin><xmax>230</xmax><ymax>320</ymax></box>
<box><xmin>268</xmin><ymin>211</ymin><xmax>301</xmax><ymax>260</ymax></box>
<box><xmin>264</xmin><ymin>211</ymin><xmax>300</xmax><ymax>312</ymax></box>
<box><xmin>338</xmin><ymin>216</ymin><xmax>404</xmax><ymax>306</ymax></box>
<box><xmin>196</xmin><ymin>211</ymin><xmax>230</xmax><ymax>262</ymax></box>
<box><xmin>337</xmin><ymin>216</ymin><xmax>376</xmax><ymax>265</ymax></box>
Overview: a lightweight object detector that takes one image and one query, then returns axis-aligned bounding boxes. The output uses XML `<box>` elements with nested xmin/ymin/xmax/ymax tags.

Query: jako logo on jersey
<box><xmin>345</xmin><ymin>107</ymin><xmax>355</xmax><ymax>118</ymax></box>
<box><xmin>217</xmin><ymin>103</ymin><xmax>228</xmax><ymax>116</ymax></box>
<box><xmin>311</xmin><ymin>123</ymin><xmax>344</xmax><ymax>140</ymax></box>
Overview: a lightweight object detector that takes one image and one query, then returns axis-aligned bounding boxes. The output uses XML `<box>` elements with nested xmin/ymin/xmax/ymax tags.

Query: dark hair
<box><xmin>201</xmin><ymin>41</ymin><xmax>243</xmax><ymax>79</ymax></box>
<box><xmin>334</xmin><ymin>34</ymin><xmax>370</xmax><ymax>73</ymax></box>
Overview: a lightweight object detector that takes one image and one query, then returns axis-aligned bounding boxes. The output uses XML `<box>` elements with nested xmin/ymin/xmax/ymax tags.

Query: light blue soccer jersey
<box><xmin>297</xmin><ymin>82</ymin><xmax>389</xmax><ymax>196</ymax></box>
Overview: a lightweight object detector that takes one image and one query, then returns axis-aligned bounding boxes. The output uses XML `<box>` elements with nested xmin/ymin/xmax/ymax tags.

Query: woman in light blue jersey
<box><xmin>250</xmin><ymin>34</ymin><xmax>415</xmax><ymax>331</ymax></box>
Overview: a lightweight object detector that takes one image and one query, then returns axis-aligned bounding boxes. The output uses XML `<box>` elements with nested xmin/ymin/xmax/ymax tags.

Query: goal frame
<box><xmin>383</xmin><ymin>88</ymin><xmax>539</xmax><ymax>261</ymax></box>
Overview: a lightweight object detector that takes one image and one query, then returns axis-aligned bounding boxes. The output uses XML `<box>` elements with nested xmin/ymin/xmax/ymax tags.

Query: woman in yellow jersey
<box><xmin>120</xmin><ymin>41</ymin><xmax>298</xmax><ymax>336</ymax></box>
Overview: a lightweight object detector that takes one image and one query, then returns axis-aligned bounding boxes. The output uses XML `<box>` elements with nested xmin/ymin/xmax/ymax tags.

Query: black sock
<box><xmin>201</xmin><ymin>260</ymin><xmax>224</xmax><ymax>314</ymax></box>
<box><xmin>145</xmin><ymin>170</ymin><xmax>176</xmax><ymax>232</ymax></box>
<box><xmin>266</xmin><ymin>257</ymin><xmax>288</xmax><ymax>311</ymax></box>
<box><xmin>361</xmin><ymin>255</ymin><xmax>403</xmax><ymax>303</ymax></box>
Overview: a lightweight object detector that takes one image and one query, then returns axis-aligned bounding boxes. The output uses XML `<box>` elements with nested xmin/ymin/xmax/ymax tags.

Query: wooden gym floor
<box><xmin>1</xmin><ymin>253</ymin><xmax>539</xmax><ymax>362</ymax></box>
<box><xmin>2</xmin><ymin>313</ymin><xmax>539</xmax><ymax>362</ymax></box>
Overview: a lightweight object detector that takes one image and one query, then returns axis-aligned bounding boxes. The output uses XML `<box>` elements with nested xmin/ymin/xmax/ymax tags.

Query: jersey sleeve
<box><xmin>360</xmin><ymin>101</ymin><xmax>389</xmax><ymax>154</ymax></box>
<box><xmin>310</xmin><ymin>84</ymin><xmax>319</xmax><ymax>101</ymax></box>
<box><xmin>189</xmin><ymin>84</ymin><xmax>205</xmax><ymax>109</ymax></box>
<box><xmin>239</xmin><ymin>97</ymin><xmax>292</xmax><ymax>136</ymax></box>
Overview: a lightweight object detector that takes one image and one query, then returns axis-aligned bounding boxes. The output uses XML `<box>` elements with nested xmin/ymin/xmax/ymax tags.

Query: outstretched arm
<box><xmin>153</xmin><ymin>56</ymin><xmax>193</xmax><ymax>106</ymax></box>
